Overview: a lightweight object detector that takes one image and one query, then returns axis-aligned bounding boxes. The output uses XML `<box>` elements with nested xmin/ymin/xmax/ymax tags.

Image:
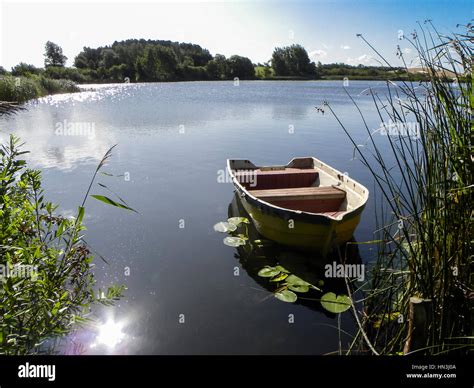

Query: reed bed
<box><xmin>326</xmin><ymin>21</ymin><xmax>473</xmax><ymax>355</ymax></box>
<box><xmin>0</xmin><ymin>75</ymin><xmax>79</xmax><ymax>103</ymax></box>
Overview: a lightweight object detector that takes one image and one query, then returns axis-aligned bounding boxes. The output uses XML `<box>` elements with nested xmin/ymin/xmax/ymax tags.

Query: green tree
<box><xmin>108</xmin><ymin>64</ymin><xmax>128</xmax><ymax>81</ymax></box>
<box><xmin>44</xmin><ymin>41</ymin><xmax>67</xmax><ymax>67</ymax></box>
<box><xmin>155</xmin><ymin>46</ymin><xmax>178</xmax><ymax>78</ymax></box>
<box><xmin>206</xmin><ymin>54</ymin><xmax>228</xmax><ymax>79</ymax></box>
<box><xmin>226</xmin><ymin>55</ymin><xmax>255</xmax><ymax>79</ymax></box>
<box><xmin>100</xmin><ymin>48</ymin><xmax>120</xmax><ymax>69</ymax></box>
<box><xmin>74</xmin><ymin>47</ymin><xmax>102</xmax><ymax>69</ymax></box>
<box><xmin>271</xmin><ymin>44</ymin><xmax>316</xmax><ymax>77</ymax></box>
<box><xmin>11</xmin><ymin>63</ymin><xmax>41</xmax><ymax>76</ymax></box>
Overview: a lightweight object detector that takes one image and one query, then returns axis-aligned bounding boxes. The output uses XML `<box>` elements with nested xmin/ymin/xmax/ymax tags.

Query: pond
<box><xmin>0</xmin><ymin>80</ymin><xmax>396</xmax><ymax>354</ymax></box>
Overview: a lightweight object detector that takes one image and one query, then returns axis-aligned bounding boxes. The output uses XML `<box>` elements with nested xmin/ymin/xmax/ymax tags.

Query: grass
<box><xmin>324</xmin><ymin>21</ymin><xmax>473</xmax><ymax>355</ymax></box>
<box><xmin>0</xmin><ymin>75</ymin><xmax>79</xmax><ymax>103</ymax></box>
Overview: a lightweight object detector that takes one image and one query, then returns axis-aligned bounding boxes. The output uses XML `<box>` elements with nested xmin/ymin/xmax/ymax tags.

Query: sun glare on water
<box><xmin>94</xmin><ymin>319</ymin><xmax>125</xmax><ymax>349</ymax></box>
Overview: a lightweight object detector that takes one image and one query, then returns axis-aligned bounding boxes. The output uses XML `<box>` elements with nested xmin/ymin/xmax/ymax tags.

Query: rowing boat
<box><xmin>226</xmin><ymin>157</ymin><xmax>369</xmax><ymax>256</ymax></box>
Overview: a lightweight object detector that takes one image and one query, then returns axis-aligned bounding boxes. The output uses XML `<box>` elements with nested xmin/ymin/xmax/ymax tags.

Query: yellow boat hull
<box><xmin>240</xmin><ymin>194</ymin><xmax>363</xmax><ymax>255</ymax></box>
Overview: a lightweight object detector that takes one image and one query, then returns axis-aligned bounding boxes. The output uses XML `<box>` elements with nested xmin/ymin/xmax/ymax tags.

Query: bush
<box><xmin>44</xmin><ymin>66</ymin><xmax>87</xmax><ymax>83</ymax></box>
<box><xmin>0</xmin><ymin>76</ymin><xmax>42</xmax><ymax>103</ymax></box>
<box><xmin>11</xmin><ymin>63</ymin><xmax>41</xmax><ymax>77</ymax></box>
<box><xmin>38</xmin><ymin>76</ymin><xmax>79</xmax><ymax>94</ymax></box>
<box><xmin>0</xmin><ymin>136</ymin><xmax>125</xmax><ymax>354</ymax></box>
<box><xmin>0</xmin><ymin>75</ymin><xmax>79</xmax><ymax>103</ymax></box>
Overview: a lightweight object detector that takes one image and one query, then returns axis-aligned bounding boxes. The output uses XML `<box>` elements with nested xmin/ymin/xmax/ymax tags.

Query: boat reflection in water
<box><xmin>228</xmin><ymin>193</ymin><xmax>362</xmax><ymax>317</ymax></box>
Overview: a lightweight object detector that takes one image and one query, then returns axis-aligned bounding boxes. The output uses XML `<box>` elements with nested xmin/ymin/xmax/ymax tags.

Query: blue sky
<box><xmin>0</xmin><ymin>0</ymin><xmax>471</xmax><ymax>69</ymax></box>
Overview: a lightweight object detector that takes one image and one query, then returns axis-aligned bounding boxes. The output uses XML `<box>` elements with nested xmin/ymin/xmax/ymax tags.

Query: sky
<box><xmin>0</xmin><ymin>0</ymin><xmax>471</xmax><ymax>69</ymax></box>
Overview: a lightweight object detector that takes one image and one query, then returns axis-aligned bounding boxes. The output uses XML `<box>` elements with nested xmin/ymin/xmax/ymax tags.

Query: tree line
<box><xmin>0</xmin><ymin>40</ymin><xmax>419</xmax><ymax>84</ymax></box>
<box><xmin>0</xmin><ymin>41</ymin><xmax>320</xmax><ymax>83</ymax></box>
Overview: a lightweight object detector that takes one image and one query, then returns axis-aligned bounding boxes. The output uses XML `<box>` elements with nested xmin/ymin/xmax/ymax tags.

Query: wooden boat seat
<box><xmin>249</xmin><ymin>186</ymin><xmax>346</xmax><ymax>213</ymax></box>
<box><xmin>234</xmin><ymin>168</ymin><xmax>319</xmax><ymax>190</ymax></box>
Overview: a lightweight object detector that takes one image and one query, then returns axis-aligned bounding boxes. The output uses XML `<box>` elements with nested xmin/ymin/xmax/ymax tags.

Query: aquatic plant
<box><xmin>323</xmin><ymin>21</ymin><xmax>473</xmax><ymax>355</ymax></box>
<box><xmin>214</xmin><ymin>216</ymin><xmax>353</xmax><ymax>314</ymax></box>
<box><xmin>0</xmin><ymin>75</ymin><xmax>79</xmax><ymax>103</ymax></box>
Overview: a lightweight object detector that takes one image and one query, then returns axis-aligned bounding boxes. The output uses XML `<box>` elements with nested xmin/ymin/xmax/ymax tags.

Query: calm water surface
<box><xmin>1</xmin><ymin>81</ymin><xmax>397</xmax><ymax>354</ymax></box>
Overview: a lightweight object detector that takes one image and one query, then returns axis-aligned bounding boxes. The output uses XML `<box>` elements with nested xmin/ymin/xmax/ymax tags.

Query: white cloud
<box><xmin>309</xmin><ymin>49</ymin><xmax>327</xmax><ymax>60</ymax></box>
<box><xmin>347</xmin><ymin>54</ymin><xmax>377</xmax><ymax>66</ymax></box>
<box><xmin>340</xmin><ymin>45</ymin><xmax>351</xmax><ymax>50</ymax></box>
<box><xmin>402</xmin><ymin>48</ymin><xmax>412</xmax><ymax>55</ymax></box>
<box><xmin>322</xmin><ymin>43</ymin><xmax>330</xmax><ymax>49</ymax></box>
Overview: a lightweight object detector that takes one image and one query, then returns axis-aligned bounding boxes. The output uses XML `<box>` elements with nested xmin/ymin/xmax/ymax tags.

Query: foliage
<box><xmin>44</xmin><ymin>41</ymin><xmax>67</xmax><ymax>68</ymax></box>
<box><xmin>71</xmin><ymin>40</ymin><xmax>257</xmax><ymax>82</ymax></box>
<box><xmin>0</xmin><ymin>136</ymin><xmax>126</xmax><ymax>354</ymax></box>
<box><xmin>214</xmin><ymin>217</ymin><xmax>349</xmax><ymax>313</ymax></box>
<box><xmin>324</xmin><ymin>21</ymin><xmax>473</xmax><ymax>355</ymax></box>
<box><xmin>271</xmin><ymin>44</ymin><xmax>317</xmax><ymax>77</ymax></box>
<box><xmin>11</xmin><ymin>63</ymin><xmax>41</xmax><ymax>77</ymax></box>
<box><xmin>205</xmin><ymin>54</ymin><xmax>228</xmax><ymax>79</ymax></box>
<box><xmin>44</xmin><ymin>66</ymin><xmax>87</xmax><ymax>83</ymax></box>
<box><xmin>255</xmin><ymin>65</ymin><xmax>274</xmax><ymax>79</ymax></box>
<box><xmin>0</xmin><ymin>76</ymin><xmax>42</xmax><ymax>103</ymax></box>
<box><xmin>226</xmin><ymin>55</ymin><xmax>255</xmax><ymax>79</ymax></box>
<box><xmin>0</xmin><ymin>75</ymin><xmax>79</xmax><ymax>103</ymax></box>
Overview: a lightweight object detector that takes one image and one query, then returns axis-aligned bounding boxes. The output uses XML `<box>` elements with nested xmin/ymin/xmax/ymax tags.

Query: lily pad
<box><xmin>288</xmin><ymin>284</ymin><xmax>309</xmax><ymax>293</ymax></box>
<box><xmin>257</xmin><ymin>266</ymin><xmax>281</xmax><ymax>278</ymax></box>
<box><xmin>223</xmin><ymin>236</ymin><xmax>246</xmax><ymax>247</ymax></box>
<box><xmin>213</xmin><ymin>222</ymin><xmax>237</xmax><ymax>233</ymax></box>
<box><xmin>227</xmin><ymin>217</ymin><xmax>250</xmax><ymax>226</ymax></box>
<box><xmin>274</xmin><ymin>289</ymin><xmax>297</xmax><ymax>303</ymax></box>
<box><xmin>285</xmin><ymin>274</ymin><xmax>311</xmax><ymax>286</ymax></box>
<box><xmin>275</xmin><ymin>265</ymin><xmax>290</xmax><ymax>273</ymax></box>
<box><xmin>320</xmin><ymin>292</ymin><xmax>352</xmax><ymax>313</ymax></box>
<box><xmin>270</xmin><ymin>273</ymin><xmax>289</xmax><ymax>282</ymax></box>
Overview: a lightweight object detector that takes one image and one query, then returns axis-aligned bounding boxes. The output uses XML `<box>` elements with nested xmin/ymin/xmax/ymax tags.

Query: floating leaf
<box><xmin>227</xmin><ymin>217</ymin><xmax>249</xmax><ymax>226</ymax></box>
<box><xmin>270</xmin><ymin>273</ymin><xmax>288</xmax><ymax>282</ymax></box>
<box><xmin>275</xmin><ymin>289</ymin><xmax>297</xmax><ymax>303</ymax></box>
<box><xmin>213</xmin><ymin>222</ymin><xmax>237</xmax><ymax>233</ymax></box>
<box><xmin>223</xmin><ymin>236</ymin><xmax>246</xmax><ymax>247</ymax></box>
<box><xmin>320</xmin><ymin>292</ymin><xmax>352</xmax><ymax>313</ymax></box>
<box><xmin>275</xmin><ymin>265</ymin><xmax>290</xmax><ymax>273</ymax></box>
<box><xmin>285</xmin><ymin>274</ymin><xmax>311</xmax><ymax>286</ymax></box>
<box><xmin>257</xmin><ymin>266</ymin><xmax>281</xmax><ymax>277</ymax></box>
<box><xmin>288</xmin><ymin>284</ymin><xmax>309</xmax><ymax>293</ymax></box>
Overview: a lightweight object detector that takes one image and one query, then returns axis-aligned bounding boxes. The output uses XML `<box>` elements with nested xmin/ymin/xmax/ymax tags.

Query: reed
<box><xmin>325</xmin><ymin>21</ymin><xmax>473</xmax><ymax>355</ymax></box>
<box><xmin>0</xmin><ymin>75</ymin><xmax>79</xmax><ymax>103</ymax></box>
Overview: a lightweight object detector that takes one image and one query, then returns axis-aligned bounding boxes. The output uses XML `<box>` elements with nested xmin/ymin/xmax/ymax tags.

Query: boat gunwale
<box><xmin>226</xmin><ymin>157</ymin><xmax>369</xmax><ymax>222</ymax></box>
